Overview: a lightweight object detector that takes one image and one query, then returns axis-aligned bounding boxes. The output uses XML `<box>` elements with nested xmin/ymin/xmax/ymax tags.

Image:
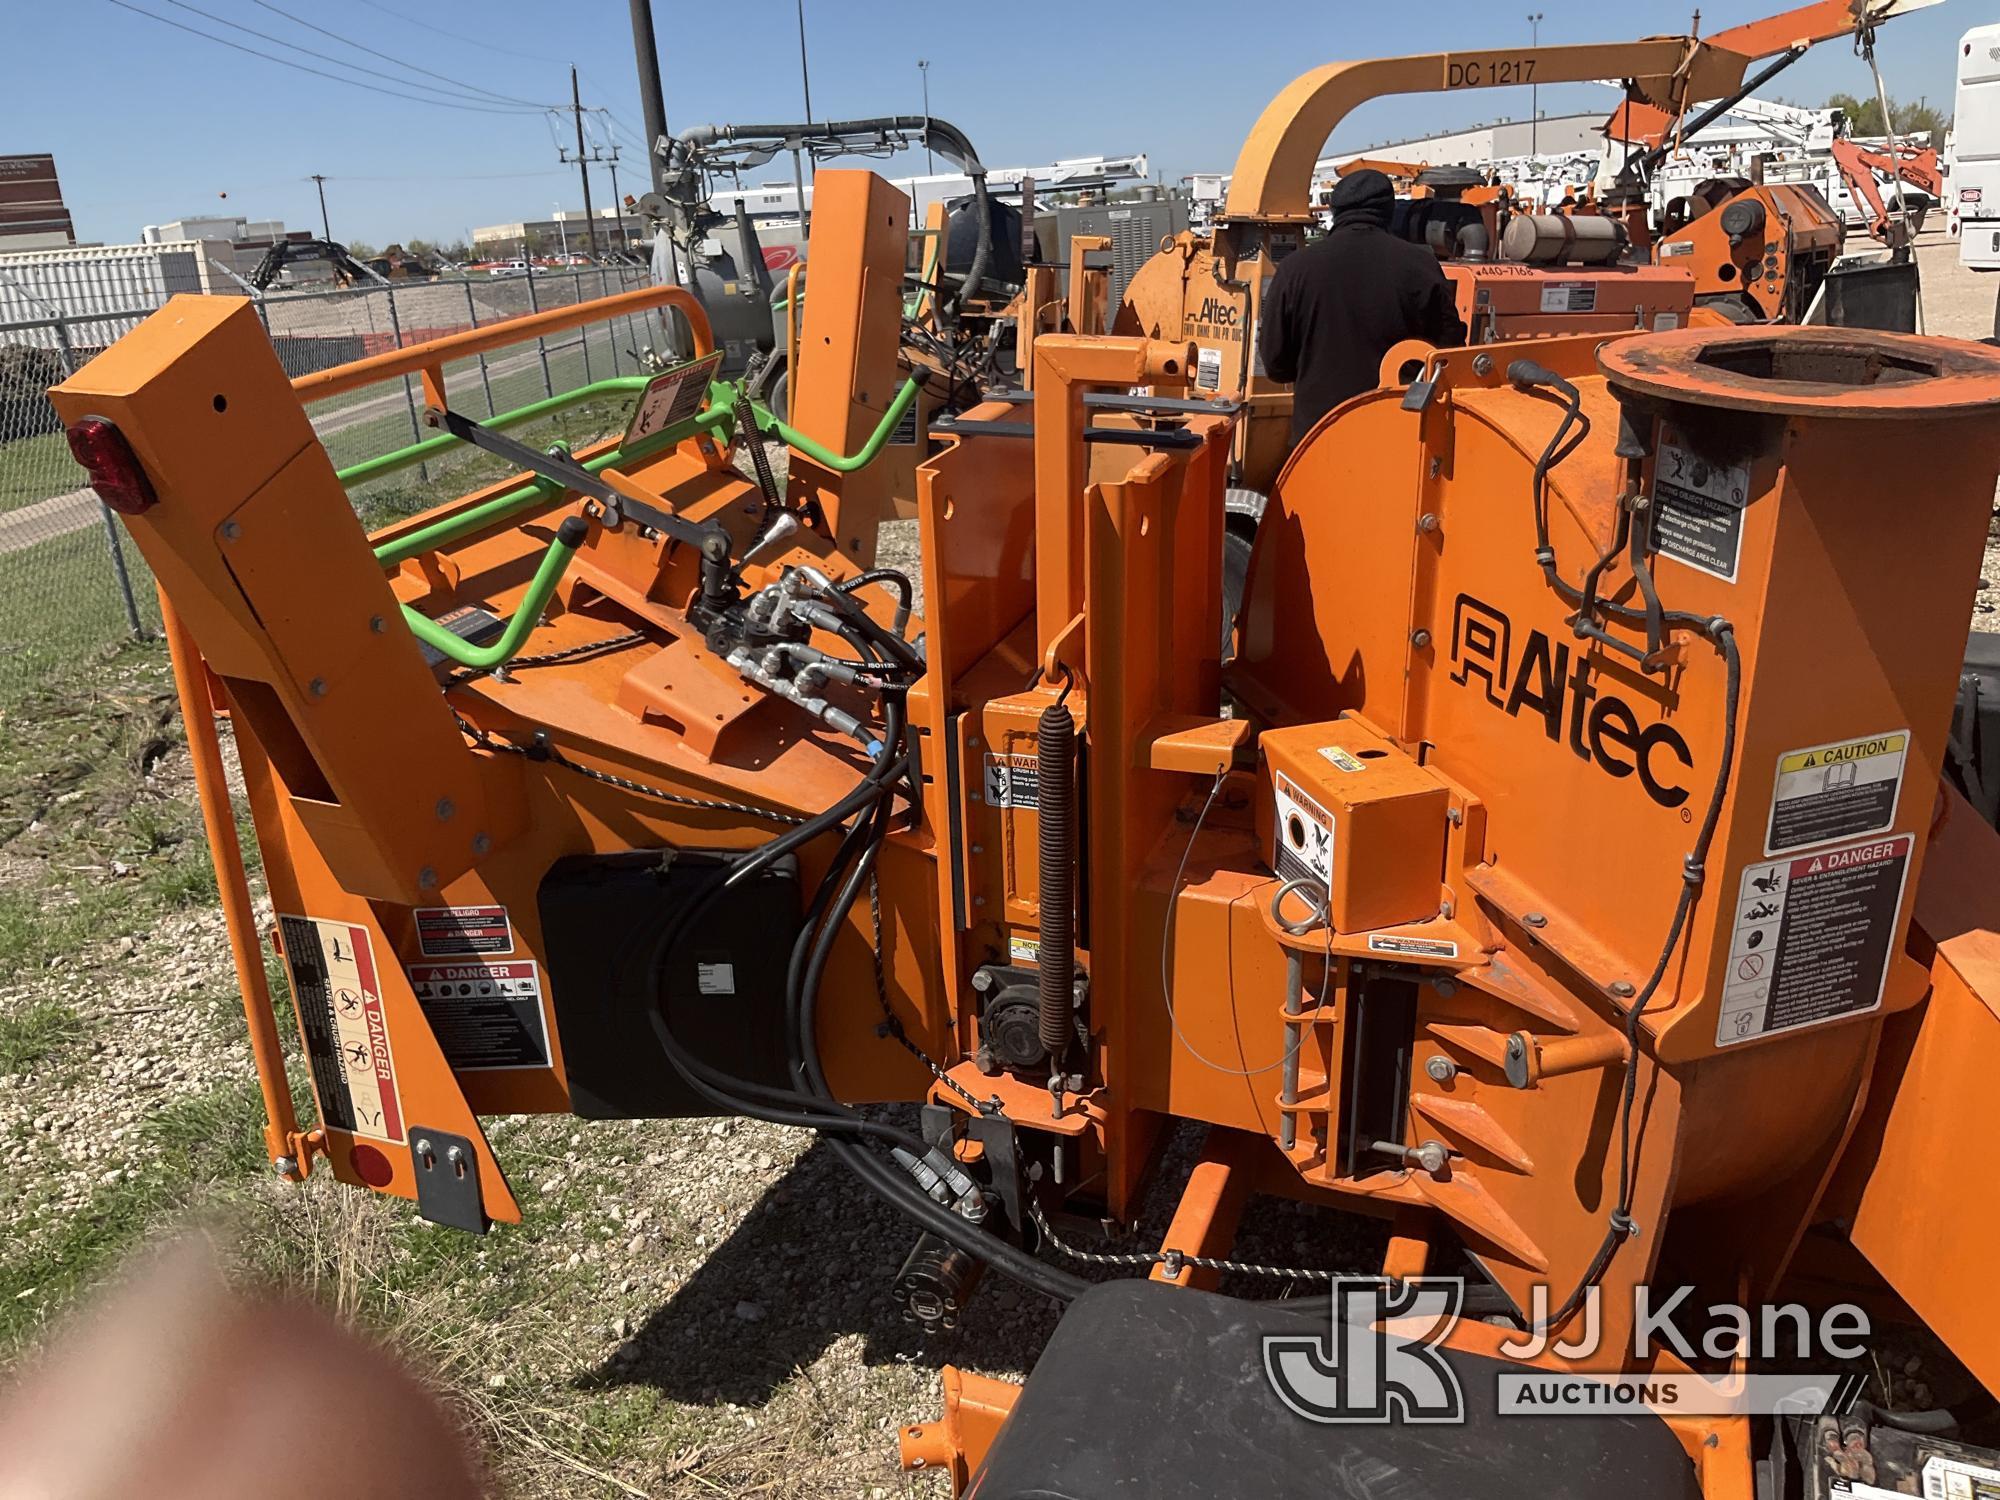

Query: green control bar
<box><xmin>352</xmin><ymin>370</ymin><xmax>922</xmax><ymax>669</ymax></box>
<box><xmin>401</xmin><ymin>516</ymin><xmax>589</xmax><ymax>670</ymax></box>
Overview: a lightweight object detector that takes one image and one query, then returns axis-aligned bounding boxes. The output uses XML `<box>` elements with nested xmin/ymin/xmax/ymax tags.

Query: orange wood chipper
<box><xmin>47</xmin><ymin>43</ymin><xmax>2000</xmax><ymax>1500</ymax></box>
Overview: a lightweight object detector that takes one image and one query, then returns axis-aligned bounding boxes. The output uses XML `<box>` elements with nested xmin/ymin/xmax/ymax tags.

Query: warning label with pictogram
<box><xmin>408</xmin><ymin>959</ymin><xmax>549</xmax><ymax>1071</ymax></box>
<box><xmin>280</xmin><ymin>915</ymin><xmax>404</xmax><ymax>1142</ymax></box>
<box><xmin>1272</xmin><ymin>772</ymin><xmax>1334</xmax><ymax>889</ymax></box>
<box><xmin>1766</xmin><ymin>731</ymin><xmax>1907</xmax><ymax>855</ymax></box>
<box><xmin>1652</xmin><ymin>424</ymin><xmax>1750</xmax><ymax>583</ymax></box>
<box><xmin>984</xmin><ymin>753</ymin><xmax>1039</xmax><ymax>810</ymax></box>
<box><xmin>415</xmin><ymin>904</ymin><xmax>514</xmax><ymax>957</ymax></box>
<box><xmin>1716</xmin><ymin>834</ymin><xmax>1913</xmax><ymax>1047</ymax></box>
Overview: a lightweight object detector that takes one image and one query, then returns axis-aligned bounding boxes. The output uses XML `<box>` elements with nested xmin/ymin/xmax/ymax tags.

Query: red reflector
<box><xmin>65</xmin><ymin>416</ymin><xmax>158</xmax><ymax>515</ymax></box>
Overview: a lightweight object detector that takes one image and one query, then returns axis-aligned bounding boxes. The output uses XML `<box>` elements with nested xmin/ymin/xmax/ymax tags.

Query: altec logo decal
<box><xmin>1448</xmin><ymin>594</ymin><xmax>1693</xmax><ymax>809</ymax></box>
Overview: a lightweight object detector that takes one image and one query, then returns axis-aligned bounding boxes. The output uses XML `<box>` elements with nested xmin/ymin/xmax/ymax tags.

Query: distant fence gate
<box><xmin>0</xmin><ymin>265</ymin><xmax>663</xmax><ymax>704</ymax></box>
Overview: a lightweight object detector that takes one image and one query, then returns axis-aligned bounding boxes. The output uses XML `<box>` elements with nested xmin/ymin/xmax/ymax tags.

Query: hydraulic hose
<box><xmin>1036</xmin><ymin>696</ymin><xmax>1078</xmax><ymax>1058</ymax></box>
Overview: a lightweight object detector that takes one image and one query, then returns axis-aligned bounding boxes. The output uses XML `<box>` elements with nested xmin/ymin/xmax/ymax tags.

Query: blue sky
<box><xmin>5</xmin><ymin>0</ymin><xmax>1978</xmax><ymax>247</ymax></box>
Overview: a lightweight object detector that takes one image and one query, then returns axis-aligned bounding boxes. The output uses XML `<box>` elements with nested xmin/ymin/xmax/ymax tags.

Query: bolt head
<box><xmin>1414</xmin><ymin>1140</ymin><xmax>1449</xmax><ymax>1175</ymax></box>
<box><xmin>221</xmin><ymin>520</ymin><xmax>242</xmax><ymax>541</ymax></box>
<box><xmin>418</xmin><ymin>866</ymin><xmax>438</xmax><ymax>890</ymax></box>
<box><xmin>1425</xmin><ymin>1055</ymin><xmax>1458</xmax><ymax>1084</ymax></box>
<box><xmin>1523</xmin><ymin>911</ymin><xmax>1548</xmax><ymax>929</ymax></box>
<box><xmin>1472</xmin><ymin>353</ymin><xmax>1495</xmax><ymax>377</ymax></box>
<box><xmin>369</xmin><ymin>614</ymin><xmax>386</xmax><ymax>634</ymax></box>
<box><xmin>308</xmin><ymin>677</ymin><xmax>328</xmax><ymax>698</ymax></box>
<box><xmin>273</xmin><ymin>1155</ymin><xmax>298</xmax><ymax>1178</ymax></box>
<box><xmin>435</xmin><ymin>797</ymin><xmax>456</xmax><ymax>821</ymax></box>
<box><xmin>1610</xmin><ymin>980</ymin><xmax>1636</xmax><ymax>998</ymax></box>
<box><xmin>970</xmin><ymin>969</ymin><xmax>994</xmax><ymax>993</ymax></box>
<box><xmin>1411</xmin><ymin>628</ymin><xmax>1432</xmax><ymax>648</ymax></box>
<box><xmin>1417</xmin><ymin>512</ymin><xmax>1440</xmax><ymax>532</ymax></box>
<box><xmin>471</xmin><ymin>832</ymin><xmax>491</xmax><ymax>856</ymax></box>
<box><xmin>445</xmin><ymin>1144</ymin><xmax>466</xmax><ymax>1165</ymax></box>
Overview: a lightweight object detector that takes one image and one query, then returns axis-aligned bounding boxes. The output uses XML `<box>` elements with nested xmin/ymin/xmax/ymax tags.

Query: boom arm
<box><xmin>1605</xmin><ymin>0</ymin><xmax>1942</xmax><ymax>149</ymax></box>
<box><xmin>1221</xmin><ymin>38</ymin><xmax>1751</xmax><ymax>225</ymax></box>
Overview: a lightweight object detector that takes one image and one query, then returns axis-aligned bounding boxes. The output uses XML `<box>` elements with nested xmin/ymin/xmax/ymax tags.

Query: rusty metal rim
<box><xmin>1598</xmin><ymin>325</ymin><xmax>2000</xmax><ymax>419</ymax></box>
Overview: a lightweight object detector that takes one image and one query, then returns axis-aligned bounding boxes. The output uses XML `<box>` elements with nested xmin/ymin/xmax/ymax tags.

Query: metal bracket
<box><xmin>409</xmin><ymin>1126</ymin><xmax>488</xmax><ymax>1235</ymax></box>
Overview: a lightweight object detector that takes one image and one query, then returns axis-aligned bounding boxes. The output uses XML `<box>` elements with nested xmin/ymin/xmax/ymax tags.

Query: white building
<box><xmin>142</xmin><ymin>214</ymin><xmax>315</xmax><ymax>280</ymax></box>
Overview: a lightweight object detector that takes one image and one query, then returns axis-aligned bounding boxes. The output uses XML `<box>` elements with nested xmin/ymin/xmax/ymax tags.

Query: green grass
<box><xmin>0</xmin><ymin>1075</ymin><xmax>268</xmax><ymax>1347</ymax></box>
<box><xmin>0</xmin><ymin>999</ymin><xmax>82</xmax><ymax>1072</ymax></box>
<box><xmin>0</xmin><ymin>429</ymin><xmax>80</xmax><ymax>513</ymax></box>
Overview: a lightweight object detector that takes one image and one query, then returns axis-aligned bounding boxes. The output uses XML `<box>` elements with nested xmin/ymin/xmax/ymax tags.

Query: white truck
<box><xmin>1956</xmin><ymin>22</ymin><xmax>2000</xmax><ymax>333</ymax></box>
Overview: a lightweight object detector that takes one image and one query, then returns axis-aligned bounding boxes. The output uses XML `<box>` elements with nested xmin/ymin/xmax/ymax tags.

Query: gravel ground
<box><xmin>1915</xmin><ymin>228</ymin><xmax>2000</xmax><ymax>623</ymax></box>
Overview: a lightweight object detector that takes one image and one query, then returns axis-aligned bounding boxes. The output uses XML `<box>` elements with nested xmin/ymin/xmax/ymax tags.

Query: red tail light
<box><xmin>65</xmin><ymin>416</ymin><xmax>158</xmax><ymax>516</ymax></box>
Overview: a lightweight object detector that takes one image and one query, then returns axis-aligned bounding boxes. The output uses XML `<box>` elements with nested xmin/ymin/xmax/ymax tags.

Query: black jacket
<box><xmin>1259</xmin><ymin>219</ymin><xmax>1466</xmax><ymax>444</ymax></box>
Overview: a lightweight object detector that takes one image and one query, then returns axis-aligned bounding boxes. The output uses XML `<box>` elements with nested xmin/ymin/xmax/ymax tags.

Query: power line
<box><xmin>152</xmin><ymin>0</ymin><xmax>552</xmax><ymax>111</ymax></box>
<box><xmin>104</xmin><ymin>0</ymin><xmax>545</xmax><ymax>114</ymax></box>
<box><xmin>345</xmin><ymin>0</ymin><xmax>552</xmax><ymax>64</ymax></box>
<box><xmin>243</xmin><ymin>0</ymin><xmax>551</xmax><ymax>110</ymax></box>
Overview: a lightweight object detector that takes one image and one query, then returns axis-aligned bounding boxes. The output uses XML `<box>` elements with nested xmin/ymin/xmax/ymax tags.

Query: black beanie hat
<box><xmin>1329</xmin><ymin>168</ymin><xmax>1395</xmax><ymax>214</ymax></box>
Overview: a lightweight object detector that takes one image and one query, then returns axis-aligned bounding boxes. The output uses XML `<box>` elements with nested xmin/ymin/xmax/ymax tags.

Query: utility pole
<box><xmin>1527</xmin><ymin>12</ymin><xmax>1544</xmax><ymax>156</ymax></box>
<box><xmin>566</xmin><ymin>65</ymin><xmax>601</xmax><ymax>259</ymax></box>
<box><xmin>607</xmin><ymin>149</ymin><xmax>628</xmax><ymax>252</ymax></box>
<box><xmin>309</xmin><ymin>174</ymin><xmax>331</xmax><ymax>240</ymax></box>
<box><xmin>796</xmin><ymin>0</ymin><xmax>813</xmax><ymax>122</ymax></box>
<box><xmin>918</xmin><ymin>59</ymin><xmax>933</xmax><ymax>174</ymax></box>
<box><xmin>627</xmin><ymin>0</ymin><xmax>670</xmax><ymax>194</ymax></box>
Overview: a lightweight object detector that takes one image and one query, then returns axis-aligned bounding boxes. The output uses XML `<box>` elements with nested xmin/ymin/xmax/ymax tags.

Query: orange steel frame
<box><xmin>50</xmin><ymin>158</ymin><xmax>2000</xmax><ymax>1499</ymax></box>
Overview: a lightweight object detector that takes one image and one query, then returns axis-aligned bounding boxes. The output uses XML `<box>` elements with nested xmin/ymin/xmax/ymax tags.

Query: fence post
<box><xmin>53</xmin><ymin>315</ymin><xmax>146</xmax><ymax>640</ymax></box>
<box><xmin>464</xmin><ymin>280</ymin><xmax>497</xmax><ymax>417</ymax></box>
<box><xmin>605</xmin><ymin>267</ymin><xmax>622</xmax><ymax>376</ymax></box>
<box><xmin>576</xmin><ymin>271</ymin><xmax>594</xmax><ymax>387</ymax></box>
<box><xmin>525</xmin><ymin>271</ymin><xmax>554</xmax><ymax>399</ymax></box>
<box><xmin>382</xmin><ymin>284</ymin><xmax>429</xmax><ymax>482</ymax></box>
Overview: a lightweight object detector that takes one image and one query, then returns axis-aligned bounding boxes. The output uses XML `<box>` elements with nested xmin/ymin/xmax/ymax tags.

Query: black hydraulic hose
<box><xmin>835</xmin><ymin>569</ymin><xmax>914</xmax><ymax>636</ymax></box>
<box><xmin>1036</xmin><ymin>697</ymin><xmax>1078</xmax><ymax>1058</ymax></box>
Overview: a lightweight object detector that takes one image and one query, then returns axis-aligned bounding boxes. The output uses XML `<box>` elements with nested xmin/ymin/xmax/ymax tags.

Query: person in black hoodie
<box><xmin>1258</xmin><ymin>168</ymin><xmax>1466</xmax><ymax>445</ymax></box>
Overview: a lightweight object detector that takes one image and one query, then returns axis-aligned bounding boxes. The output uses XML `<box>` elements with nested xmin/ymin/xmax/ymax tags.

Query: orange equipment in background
<box><xmin>1118</xmin><ymin>30</ymin><xmax>1740</xmax><ymax>507</ymax></box>
<box><xmin>46</xmin><ymin>48</ymin><xmax>2000</xmax><ymax>1500</ymax></box>
<box><xmin>1652</xmin><ymin>177</ymin><xmax>1847</xmax><ymax>324</ymax></box>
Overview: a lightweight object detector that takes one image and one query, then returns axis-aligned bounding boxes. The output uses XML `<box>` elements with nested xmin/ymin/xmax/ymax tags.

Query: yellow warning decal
<box><xmin>1766</xmin><ymin>730</ymin><xmax>1908</xmax><ymax>857</ymax></box>
<box><xmin>1319</xmin><ymin>745</ymin><xmax>1366</xmax><ymax>774</ymax></box>
<box><xmin>1776</xmin><ymin>734</ymin><xmax>1906</xmax><ymax>777</ymax></box>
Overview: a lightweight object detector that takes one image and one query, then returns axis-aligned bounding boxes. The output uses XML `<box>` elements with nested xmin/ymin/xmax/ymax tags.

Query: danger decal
<box><xmin>1716</xmin><ymin>834</ymin><xmax>1913</xmax><ymax>1047</ymax></box>
<box><xmin>280</xmin><ymin>915</ymin><xmax>405</xmax><ymax>1142</ymax></box>
<box><xmin>408</xmin><ymin>959</ymin><xmax>550</xmax><ymax>1071</ymax></box>
<box><xmin>415</xmin><ymin>904</ymin><xmax>514</xmax><ymax>957</ymax></box>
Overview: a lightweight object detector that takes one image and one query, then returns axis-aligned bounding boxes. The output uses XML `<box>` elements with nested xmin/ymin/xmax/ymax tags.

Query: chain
<box><xmin>449</xmin><ymin>707</ymin><xmax>804</xmax><ymax>825</ymax></box>
<box><xmin>866</xmin><ymin>867</ymin><xmax>1004</xmax><ymax>1116</ymax></box>
<box><xmin>444</xmin><ymin>630</ymin><xmax>648</xmax><ymax>688</ymax></box>
<box><xmin>1026</xmin><ymin>1194</ymin><xmax>1341</xmax><ymax>1284</ymax></box>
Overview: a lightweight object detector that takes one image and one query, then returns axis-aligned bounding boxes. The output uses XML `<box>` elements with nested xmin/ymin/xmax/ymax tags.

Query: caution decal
<box><xmin>1716</xmin><ymin>834</ymin><xmax>1913</xmax><ymax>1047</ymax></box>
<box><xmin>1765</xmin><ymin>730</ymin><xmax>1908</xmax><ymax>855</ymax></box>
<box><xmin>280</xmin><ymin>915</ymin><xmax>405</xmax><ymax>1142</ymax></box>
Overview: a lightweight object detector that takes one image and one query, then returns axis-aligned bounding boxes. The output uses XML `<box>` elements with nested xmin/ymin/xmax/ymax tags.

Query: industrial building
<box><xmin>0</xmin><ymin>154</ymin><xmax>77</xmax><ymax>251</ymax></box>
<box><xmin>471</xmin><ymin>206</ymin><xmax>645</xmax><ymax>260</ymax></box>
<box><xmin>140</xmin><ymin>214</ymin><xmax>319</xmax><ymax>281</ymax></box>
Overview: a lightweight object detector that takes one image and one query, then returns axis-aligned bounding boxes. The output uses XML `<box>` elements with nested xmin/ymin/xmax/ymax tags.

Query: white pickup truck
<box><xmin>1956</xmin><ymin>22</ymin><xmax>2000</xmax><ymax>333</ymax></box>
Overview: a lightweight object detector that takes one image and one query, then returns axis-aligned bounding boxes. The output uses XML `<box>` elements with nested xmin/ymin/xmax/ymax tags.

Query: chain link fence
<box><xmin>0</xmin><ymin>267</ymin><xmax>667</xmax><ymax>706</ymax></box>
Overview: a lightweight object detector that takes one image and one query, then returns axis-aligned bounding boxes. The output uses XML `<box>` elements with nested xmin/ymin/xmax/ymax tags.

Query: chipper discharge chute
<box><xmin>49</xmin><ymin>146</ymin><xmax>2000</xmax><ymax>1498</ymax></box>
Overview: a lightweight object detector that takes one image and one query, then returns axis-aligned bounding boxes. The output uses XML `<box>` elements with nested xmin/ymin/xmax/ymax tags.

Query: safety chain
<box><xmin>1026</xmin><ymin>1194</ymin><xmax>1339</xmax><ymax>1284</ymax></box>
<box><xmin>448</xmin><ymin>706</ymin><xmax>804</xmax><ymax>825</ymax></box>
<box><xmin>443</xmin><ymin>630</ymin><xmax>650</xmax><ymax>687</ymax></box>
<box><xmin>867</xmin><ymin>869</ymin><xmax>1005</xmax><ymax>1117</ymax></box>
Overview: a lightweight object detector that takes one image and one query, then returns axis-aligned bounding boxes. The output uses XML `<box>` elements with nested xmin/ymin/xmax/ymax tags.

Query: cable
<box><xmin>1156</xmin><ymin>769</ymin><xmax>1333</xmax><ymax>1078</ymax></box>
<box><xmin>156</xmin><ymin>0</ymin><xmax>554</xmax><ymax>110</ymax></box>
<box><xmin>345</xmin><ymin>0</ymin><xmax>552</xmax><ymax>63</ymax></box>
<box><xmin>1505</xmin><ymin>364</ymin><xmax>1743</xmax><ymax>1335</ymax></box>
<box><xmin>103</xmin><ymin>0</ymin><xmax>547</xmax><ymax>115</ymax></box>
<box><xmin>243</xmin><ymin>0</ymin><xmax>553</xmax><ymax>110</ymax></box>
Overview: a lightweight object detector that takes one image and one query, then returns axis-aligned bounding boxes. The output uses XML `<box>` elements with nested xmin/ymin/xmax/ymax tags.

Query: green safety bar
<box><xmin>399</xmin><ymin>516</ymin><xmax>590</xmax><ymax>671</ymax></box>
<box><xmin>348</xmin><ymin>370</ymin><xmax>923</xmax><ymax>667</ymax></box>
